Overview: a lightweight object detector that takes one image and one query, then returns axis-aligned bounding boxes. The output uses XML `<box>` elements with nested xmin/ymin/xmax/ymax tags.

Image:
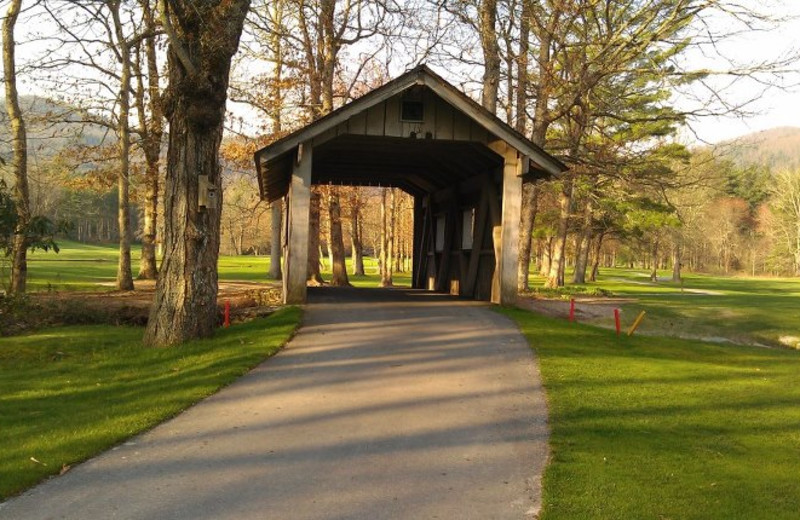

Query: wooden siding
<box><xmin>308</xmin><ymin>87</ymin><xmax>494</xmax><ymax>150</ymax></box>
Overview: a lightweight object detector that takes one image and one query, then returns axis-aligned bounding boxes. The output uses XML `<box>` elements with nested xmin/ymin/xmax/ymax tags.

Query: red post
<box><xmin>569</xmin><ymin>298</ymin><xmax>575</xmax><ymax>322</ymax></box>
<box><xmin>614</xmin><ymin>308</ymin><xmax>621</xmax><ymax>335</ymax></box>
<box><xmin>224</xmin><ymin>300</ymin><xmax>231</xmax><ymax>328</ymax></box>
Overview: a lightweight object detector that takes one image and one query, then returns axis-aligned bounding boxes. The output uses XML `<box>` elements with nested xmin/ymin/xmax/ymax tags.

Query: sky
<box><xmin>3</xmin><ymin>1</ymin><xmax>800</xmax><ymax>146</ymax></box>
<box><xmin>682</xmin><ymin>1</ymin><xmax>800</xmax><ymax>144</ymax></box>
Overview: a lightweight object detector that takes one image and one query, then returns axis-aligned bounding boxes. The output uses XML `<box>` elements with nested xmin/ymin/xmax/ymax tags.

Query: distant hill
<box><xmin>715</xmin><ymin>127</ymin><xmax>800</xmax><ymax>171</ymax></box>
<box><xmin>0</xmin><ymin>95</ymin><xmax>111</xmax><ymax>159</ymax></box>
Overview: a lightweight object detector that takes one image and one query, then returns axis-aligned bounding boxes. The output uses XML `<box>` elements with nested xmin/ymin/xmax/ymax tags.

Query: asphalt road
<box><xmin>1</xmin><ymin>287</ymin><xmax>549</xmax><ymax>520</ymax></box>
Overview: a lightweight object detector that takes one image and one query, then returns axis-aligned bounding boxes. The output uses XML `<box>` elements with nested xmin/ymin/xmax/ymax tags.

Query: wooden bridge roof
<box><xmin>254</xmin><ymin>65</ymin><xmax>567</xmax><ymax>203</ymax></box>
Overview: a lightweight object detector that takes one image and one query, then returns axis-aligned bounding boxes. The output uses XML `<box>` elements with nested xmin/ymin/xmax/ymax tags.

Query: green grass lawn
<box><xmin>8</xmin><ymin>240</ymin><xmax>411</xmax><ymax>291</ymax></box>
<box><xmin>6</xmin><ymin>242</ymin><xmax>800</xmax><ymax>515</ymax></box>
<box><xmin>502</xmin><ymin>307</ymin><xmax>800</xmax><ymax>520</ymax></box>
<box><xmin>12</xmin><ymin>240</ymin><xmax>800</xmax><ymax>346</ymax></box>
<box><xmin>0</xmin><ymin>307</ymin><xmax>301</xmax><ymax>501</ymax></box>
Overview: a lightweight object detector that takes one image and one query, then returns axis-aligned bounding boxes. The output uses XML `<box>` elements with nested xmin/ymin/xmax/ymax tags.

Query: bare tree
<box><xmin>109</xmin><ymin>0</ymin><xmax>134</xmax><ymax>290</ymax></box>
<box><xmin>134</xmin><ymin>0</ymin><xmax>164</xmax><ymax>280</ymax></box>
<box><xmin>3</xmin><ymin>0</ymin><xmax>29</xmax><ymax>294</ymax></box>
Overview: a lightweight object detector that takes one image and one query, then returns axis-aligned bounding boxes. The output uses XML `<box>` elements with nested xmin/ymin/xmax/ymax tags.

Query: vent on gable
<box><xmin>401</xmin><ymin>100</ymin><xmax>424</xmax><ymax>122</ymax></box>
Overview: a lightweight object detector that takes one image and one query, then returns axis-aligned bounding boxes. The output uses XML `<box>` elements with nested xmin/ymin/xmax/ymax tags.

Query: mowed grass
<box><xmin>15</xmin><ymin>240</ymin><xmax>411</xmax><ymax>290</ymax></box>
<box><xmin>0</xmin><ymin>307</ymin><xmax>301</xmax><ymax>501</ymax></box>
<box><xmin>527</xmin><ymin>267</ymin><xmax>800</xmax><ymax>348</ymax></box>
<box><xmin>501</xmin><ymin>307</ymin><xmax>800</xmax><ymax>520</ymax></box>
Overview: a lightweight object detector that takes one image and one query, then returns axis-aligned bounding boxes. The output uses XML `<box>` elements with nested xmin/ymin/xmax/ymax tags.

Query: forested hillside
<box><xmin>719</xmin><ymin>127</ymin><xmax>800</xmax><ymax>170</ymax></box>
<box><xmin>0</xmin><ymin>96</ymin><xmax>109</xmax><ymax>153</ymax></box>
<box><xmin>0</xmin><ymin>96</ymin><xmax>130</xmax><ymax>245</ymax></box>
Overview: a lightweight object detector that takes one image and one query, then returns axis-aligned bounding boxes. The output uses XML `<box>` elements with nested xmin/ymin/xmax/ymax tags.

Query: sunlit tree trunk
<box><xmin>540</xmin><ymin>237</ymin><xmax>553</xmax><ymax>276</ymax></box>
<box><xmin>3</xmin><ymin>0</ymin><xmax>29</xmax><ymax>294</ymax></box>
<box><xmin>350</xmin><ymin>189</ymin><xmax>364</xmax><ymax>276</ymax></box>
<box><xmin>589</xmin><ymin>231</ymin><xmax>605</xmax><ymax>282</ymax></box>
<box><xmin>650</xmin><ymin>241</ymin><xmax>659</xmax><ymax>281</ymax></box>
<box><xmin>573</xmin><ymin>198</ymin><xmax>593</xmax><ymax>284</ymax></box>
<box><xmin>328</xmin><ymin>188</ymin><xmax>350</xmax><ymax>286</ymax></box>
<box><xmin>307</xmin><ymin>190</ymin><xmax>325</xmax><ymax>285</ymax></box>
<box><xmin>144</xmin><ymin>0</ymin><xmax>249</xmax><ymax>347</ymax></box>
<box><xmin>379</xmin><ymin>189</ymin><xmax>394</xmax><ymax>287</ymax></box>
<box><xmin>111</xmin><ymin>0</ymin><xmax>134</xmax><ymax>291</ymax></box>
<box><xmin>545</xmin><ymin>179</ymin><xmax>572</xmax><ymax>288</ymax></box>
<box><xmin>136</xmin><ymin>0</ymin><xmax>163</xmax><ymax>280</ymax></box>
<box><xmin>479</xmin><ymin>0</ymin><xmax>499</xmax><ymax>113</ymax></box>
<box><xmin>517</xmin><ymin>183</ymin><xmax>538</xmax><ymax>291</ymax></box>
<box><xmin>515</xmin><ymin>0</ymin><xmax>531</xmax><ymax>131</ymax></box>
<box><xmin>671</xmin><ymin>241</ymin><xmax>682</xmax><ymax>282</ymax></box>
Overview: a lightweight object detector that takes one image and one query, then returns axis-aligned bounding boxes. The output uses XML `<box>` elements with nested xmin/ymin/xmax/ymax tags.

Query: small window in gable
<box><xmin>401</xmin><ymin>100</ymin><xmax>424</xmax><ymax>122</ymax></box>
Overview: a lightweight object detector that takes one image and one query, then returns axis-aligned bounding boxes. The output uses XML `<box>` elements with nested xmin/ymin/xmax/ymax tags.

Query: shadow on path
<box><xmin>1</xmin><ymin>286</ymin><xmax>549</xmax><ymax>520</ymax></box>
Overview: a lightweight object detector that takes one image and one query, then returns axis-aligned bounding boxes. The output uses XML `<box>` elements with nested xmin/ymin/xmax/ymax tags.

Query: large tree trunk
<box><xmin>545</xmin><ymin>179</ymin><xmax>573</xmax><ymax>288</ymax></box>
<box><xmin>328</xmin><ymin>188</ymin><xmax>350</xmax><ymax>286</ymax></box>
<box><xmin>517</xmin><ymin>183</ymin><xmax>538</xmax><ymax>291</ymax></box>
<box><xmin>268</xmin><ymin>201</ymin><xmax>282</xmax><ymax>279</ymax></box>
<box><xmin>350</xmin><ymin>190</ymin><xmax>365</xmax><ymax>276</ymax></box>
<box><xmin>144</xmin><ymin>0</ymin><xmax>249</xmax><ymax>347</ymax></box>
<box><xmin>4</xmin><ymin>0</ymin><xmax>29</xmax><ymax>294</ymax></box>
<box><xmin>307</xmin><ymin>190</ymin><xmax>325</xmax><ymax>285</ymax></box>
<box><xmin>479</xmin><ymin>0</ymin><xmax>500</xmax><ymax>114</ymax></box>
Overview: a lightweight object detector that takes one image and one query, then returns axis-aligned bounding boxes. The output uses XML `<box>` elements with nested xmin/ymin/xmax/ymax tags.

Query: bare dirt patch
<box><xmin>516</xmin><ymin>294</ymin><xmax>631</xmax><ymax>323</ymax></box>
<box><xmin>516</xmin><ymin>294</ymin><xmax>780</xmax><ymax>350</ymax></box>
<box><xmin>2</xmin><ymin>281</ymin><xmax>283</xmax><ymax>335</ymax></box>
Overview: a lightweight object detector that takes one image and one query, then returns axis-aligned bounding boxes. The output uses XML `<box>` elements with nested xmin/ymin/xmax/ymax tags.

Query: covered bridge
<box><xmin>254</xmin><ymin>65</ymin><xmax>566</xmax><ymax>305</ymax></box>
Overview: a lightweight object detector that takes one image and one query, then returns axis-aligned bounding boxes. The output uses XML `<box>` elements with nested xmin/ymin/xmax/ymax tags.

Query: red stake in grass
<box><xmin>224</xmin><ymin>300</ymin><xmax>231</xmax><ymax>328</ymax></box>
<box><xmin>569</xmin><ymin>298</ymin><xmax>575</xmax><ymax>322</ymax></box>
<box><xmin>614</xmin><ymin>308</ymin><xmax>621</xmax><ymax>335</ymax></box>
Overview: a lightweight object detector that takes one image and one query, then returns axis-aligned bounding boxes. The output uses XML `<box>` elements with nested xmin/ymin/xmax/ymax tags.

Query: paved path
<box><xmin>1</xmin><ymin>288</ymin><xmax>549</xmax><ymax>520</ymax></box>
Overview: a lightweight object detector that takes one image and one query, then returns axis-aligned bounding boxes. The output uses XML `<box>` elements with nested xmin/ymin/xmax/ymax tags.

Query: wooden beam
<box><xmin>424</xmin><ymin>200</ymin><xmax>437</xmax><ymax>289</ymax></box>
<box><xmin>415</xmin><ymin>196</ymin><xmax>433</xmax><ymax>289</ymax></box>
<box><xmin>435</xmin><ymin>199</ymin><xmax>457</xmax><ymax>293</ymax></box>
<box><xmin>483</xmin><ymin>175</ymin><xmax>501</xmax><ymax>226</ymax></box>
<box><xmin>283</xmin><ymin>142</ymin><xmax>313</xmax><ymax>304</ymax></box>
<box><xmin>486</xmin><ymin>142</ymin><xmax>522</xmax><ymax>305</ymax></box>
<box><xmin>412</xmin><ymin>196</ymin><xmax>424</xmax><ymax>288</ymax></box>
<box><xmin>463</xmin><ymin>188</ymin><xmax>489</xmax><ymax>298</ymax></box>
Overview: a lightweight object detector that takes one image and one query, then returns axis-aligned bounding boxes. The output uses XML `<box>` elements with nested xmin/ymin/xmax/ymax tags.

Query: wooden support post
<box><xmin>412</xmin><ymin>195</ymin><xmax>423</xmax><ymax>288</ymax></box>
<box><xmin>435</xmin><ymin>198</ymin><xmax>456</xmax><ymax>293</ymax></box>
<box><xmin>415</xmin><ymin>196</ymin><xmax>434</xmax><ymax>289</ymax></box>
<box><xmin>488</xmin><ymin>141</ymin><xmax>524</xmax><ymax>305</ymax></box>
<box><xmin>463</xmin><ymin>187</ymin><xmax>488</xmax><ymax>298</ymax></box>
<box><xmin>283</xmin><ymin>142</ymin><xmax>313</xmax><ymax>304</ymax></box>
<box><xmin>424</xmin><ymin>200</ymin><xmax>437</xmax><ymax>290</ymax></box>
